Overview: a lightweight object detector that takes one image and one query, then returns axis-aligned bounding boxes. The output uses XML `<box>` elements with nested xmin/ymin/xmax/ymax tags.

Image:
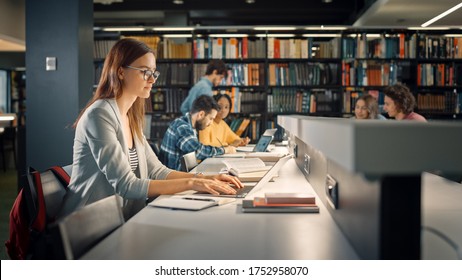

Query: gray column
<box><xmin>26</xmin><ymin>0</ymin><xmax>93</xmax><ymax>170</ymax></box>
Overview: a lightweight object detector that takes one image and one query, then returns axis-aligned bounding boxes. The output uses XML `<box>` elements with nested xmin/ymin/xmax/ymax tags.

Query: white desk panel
<box><xmin>422</xmin><ymin>173</ymin><xmax>462</xmax><ymax>260</ymax></box>
<box><xmin>82</xmin><ymin>159</ymin><xmax>359</xmax><ymax>260</ymax></box>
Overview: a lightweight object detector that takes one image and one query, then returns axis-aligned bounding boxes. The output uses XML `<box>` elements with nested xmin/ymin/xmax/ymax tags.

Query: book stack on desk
<box><xmin>242</xmin><ymin>192</ymin><xmax>319</xmax><ymax>213</ymax></box>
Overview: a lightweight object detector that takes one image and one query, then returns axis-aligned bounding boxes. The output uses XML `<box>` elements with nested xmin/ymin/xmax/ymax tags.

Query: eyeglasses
<box><xmin>124</xmin><ymin>65</ymin><xmax>160</xmax><ymax>80</ymax></box>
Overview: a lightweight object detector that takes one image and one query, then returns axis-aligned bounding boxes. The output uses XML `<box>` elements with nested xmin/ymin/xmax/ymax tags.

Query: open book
<box><xmin>222</xmin><ymin>158</ymin><xmax>272</xmax><ymax>176</ymax></box>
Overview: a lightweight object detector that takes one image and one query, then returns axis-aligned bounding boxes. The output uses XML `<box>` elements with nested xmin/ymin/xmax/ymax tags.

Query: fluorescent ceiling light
<box><xmin>153</xmin><ymin>27</ymin><xmax>194</xmax><ymax>31</ymax></box>
<box><xmin>0</xmin><ymin>115</ymin><xmax>15</xmax><ymax>121</ymax></box>
<box><xmin>162</xmin><ymin>34</ymin><xmax>192</xmax><ymax>38</ymax></box>
<box><xmin>421</xmin><ymin>2</ymin><xmax>462</xmax><ymax>27</ymax></box>
<box><xmin>103</xmin><ymin>27</ymin><xmax>146</xmax><ymax>31</ymax></box>
<box><xmin>445</xmin><ymin>34</ymin><xmax>462</xmax><ymax>37</ymax></box>
<box><xmin>209</xmin><ymin>34</ymin><xmax>249</xmax><ymax>38</ymax></box>
<box><xmin>256</xmin><ymin>34</ymin><xmax>295</xmax><ymax>37</ymax></box>
<box><xmin>305</xmin><ymin>26</ymin><xmax>347</xmax><ymax>30</ymax></box>
<box><xmin>0</xmin><ymin>35</ymin><xmax>26</xmax><ymax>51</ymax></box>
<box><xmin>302</xmin><ymin>34</ymin><xmax>341</xmax><ymax>37</ymax></box>
<box><xmin>254</xmin><ymin>27</ymin><xmax>296</xmax><ymax>31</ymax></box>
<box><xmin>408</xmin><ymin>26</ymin><xmax>451</xmax><ymax>30</ymax></box>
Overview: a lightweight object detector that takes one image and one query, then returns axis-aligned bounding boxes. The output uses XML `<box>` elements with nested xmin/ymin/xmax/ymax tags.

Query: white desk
<box><xmin>422</xmin><ymin>172</ymin><xmax>462</xmax><ymax>259</ymax></box>
<box><xmin>82</xmin><ymin>158</ymin><xmax>359</xmax><ymax>259</ymax></box>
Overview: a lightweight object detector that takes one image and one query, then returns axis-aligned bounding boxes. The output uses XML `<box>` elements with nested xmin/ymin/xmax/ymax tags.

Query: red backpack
<box><xmin>5</xmin><ymin>166</ymin><xmax>70</xmax><ymax>259</ymax></box>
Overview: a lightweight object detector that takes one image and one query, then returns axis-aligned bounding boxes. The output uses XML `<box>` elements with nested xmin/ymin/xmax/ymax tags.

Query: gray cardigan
<box><xmin>59</xmin><ymin>99</ymin><xmax>173</xmax><ymax>219</ymax></box>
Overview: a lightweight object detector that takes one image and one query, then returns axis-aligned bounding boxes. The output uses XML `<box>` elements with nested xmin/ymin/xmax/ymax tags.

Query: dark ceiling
<box><xmin>94</xmin><ymin>0</ymin><xmax>372</xmax><ymax>27</ymax></box>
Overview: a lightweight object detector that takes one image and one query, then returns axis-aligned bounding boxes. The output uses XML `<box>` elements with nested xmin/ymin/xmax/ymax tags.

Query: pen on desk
<box><xmin>182</xmin><ymin>197</ymin><xmax>216</xmax><ymax>202</ymax></box>
<box><xmin>216</xmin><ymin>137</ymin><xmax>225</xmax><ymax>153</ymax></box>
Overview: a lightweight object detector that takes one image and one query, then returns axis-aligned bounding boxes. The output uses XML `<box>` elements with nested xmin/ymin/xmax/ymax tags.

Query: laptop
<box><xmin>194</xmin><ymin>154</ymin><xmax>292</xmax><ymax>198</ymax></box>
<box><xmin>237</xmin><ymin>133</ymin><xmax>275</xmax><ymax>153</ymax></box>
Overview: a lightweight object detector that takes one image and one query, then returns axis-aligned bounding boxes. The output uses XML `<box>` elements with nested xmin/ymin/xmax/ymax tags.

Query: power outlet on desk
<box><xmin>325</xmin><ymin>174</ymin><xmax>339</xmax><ymax>209</ymax></box>
<box><xmin>303</xmin><ymin>154</ymin><xmax>310</xmax><ymax>175</ymax></box>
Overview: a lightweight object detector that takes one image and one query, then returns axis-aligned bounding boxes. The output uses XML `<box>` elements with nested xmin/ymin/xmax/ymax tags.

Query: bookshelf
<box><xmin>7</xmin><ymin>69</ymin><xmax>26</xmax><ymax>126</ymax></box>
<box><xmin>93</xmin><ymin>27</ymin><xmax>462</xmax><ymax>143</ymax></box>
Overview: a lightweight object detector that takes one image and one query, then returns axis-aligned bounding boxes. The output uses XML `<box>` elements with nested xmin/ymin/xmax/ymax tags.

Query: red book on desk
<box><xmin>264</xmin><ymin>192</ymin><xmax>316</xmax><ymax>204</ymax></box>
<box><xmin>241</xmin><ymin>197</ymin><xmax>319</xmax><ymax>213</ymax></box>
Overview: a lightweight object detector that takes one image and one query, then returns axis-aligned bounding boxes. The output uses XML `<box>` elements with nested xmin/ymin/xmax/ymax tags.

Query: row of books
<box><xmin>417</xmin><ymin>63</ymin><xmax>462</xmax><ymax>86</ymax></box>
<box><xmin>226</xmin><ymin>116</ymin><xmax>264</xmax><ymax>141</ymax></box>
<box><xmin>225</xmin><ymin>64</ymin><xmax>264</xmax><ymax>86</ymax></box>
<box><xmin>145</xmin><ymin>88</ymin><xmax>188</xmax><ymax>114</ymax></box>
<box><xmin>193</xmin><ymin>37</ymin><xmax>266</xmax><ymax>59</ymax></box>
<box><xmin>228</xmin><ymin>118</ymin><xmax>251</xmax><ymax>137</ymax></box>
<box><xmin>342</xmin><ymin>33</ymin><xmax>417</xmax><ymax>59</ymax></box>
<box><xmin>268</xmin><ymin>62</ymin><xmax>339</xmax><ymax>86</ymax></box>
<box><xmin>94</xmin><ymin>39</ymin><xmax>118</xmax><ymax>59</ymax></box>
<box><xmin>341</xmin><ymin>61</ymin><xmax>412</xmax><ymax>86</ymax></box>
<box><xmin>268</xmin><ymin>89</ymin><xmax>342</xmax><ymax>113</ymax></box>
<box><xmin>217</xmin><ymin>88</ymin><xmax>266</xmax><ymax>114</ymax></box>
<box><xmin>95</xmin><ymin>34</ymin><xmax>461</xmax><ymax>60</ymax></box>
<box><xmin>267</xmin><ymin>37</ymin><xmax>341</xmax><ymax>59</ymax></box>
<box><xmin>417</xmin><ymin>35</ymin><xmax>462</xmax><ymax>59</ymax></box>
<box><xmin>157</xmin><ymin>39</ymin><xmax>192</xmax><ymax>59</ymax></box>
<box><xmin>147</xmin><ymin>115</ymin><xmax>172</xmax><ymax>141</ymax></box>
<box><xmin>417</xmin><ymin>91</ymin><xmax>462</xmax><ymax>113</ymax></box>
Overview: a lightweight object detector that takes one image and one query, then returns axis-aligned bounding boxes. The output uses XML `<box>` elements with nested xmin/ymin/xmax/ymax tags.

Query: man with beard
<box><xmin>159</xmin><ymin>95</ymin><xmax>237</xmax><ymax>170</ymax></box>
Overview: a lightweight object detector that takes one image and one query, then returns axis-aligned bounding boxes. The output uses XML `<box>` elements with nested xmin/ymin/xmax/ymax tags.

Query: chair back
<box><xmin>54</xmin><ymin>195</ymin><xmax>124</xmax><ymax>260</ymax></box>
<box><xmin>180</xmin><ymin>151</ymin><xmax>198</xmax><ymax>172</ymax></box>
<box><xmin>40</xmin><ymin>165</ymin><xmax>71</xmax><ymax>220</ymax></box>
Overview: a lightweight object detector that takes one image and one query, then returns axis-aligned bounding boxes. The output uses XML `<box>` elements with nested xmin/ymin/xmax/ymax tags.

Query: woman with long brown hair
<box><xmin>59</xmin><ymin>38</ymin><xmax>242</xmax><ymax>220</ymax></box>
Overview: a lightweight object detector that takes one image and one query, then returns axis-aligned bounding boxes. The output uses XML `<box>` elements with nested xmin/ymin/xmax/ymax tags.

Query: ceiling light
<box><xmin>162</xmin><ymin>34</ymin><xmax>192</xmax><ymax>38</ymax></box>
<box><xmin>305</xmin><ymin>26</ymin><xmax>347</xmax><ymax>30</ymax></box>
<box><xmin>209</xmin><ymin>34</ymin><xmax>249</xmax><ymax>38</ymax></box>
<box><xmin>0</xmin><ymin>115</ymin><xmax>15</xmax><ymax>121</ymax></box>
<box><xmin>421</xmin><ymin>2</ymin><xmax>462</xmax><ymax>27</ymax></box>
<box><xmin>322</xmin><ymin>0</ymin><xmax>332</xmax><ymax>3</ymax></box>
<box><xmin>94</xmin><ymin>0</ymin><xmax>123</xmax><ymax>4</ymax></box>
<box><xmin>246</xmin><ymin>0</ymin><xmax>256</xmax><ymax>3</ymax></box>
<box><xmin>102</xmin><ymin>27</ymin><xmax>146</xmax><ymax>31</ymax></box>
<box><xmin>302</xmin><ymin>34</ymin><xmax>341</xmax><ymax>37</ymax></box>
<box><xmin>256</xmin><ymin>34</ymin><xmax>296</xmax><ymax>38</ymax></box>
<box><xmin>254</xmin><ymin>27</ymin><xmax>297</xmax><ymax>31</ymax></box>
<box><xmin>408</xmin><ymin>27</ymin><xmax>450</xmax><ymax>30</ymax></box>
<box><xmin>153</xmin><ymin>27</ymin><xmax>194</xmax><ymax>31</ymax></box>
<box><xmin>173</xmin><ymin>0</ymin><xmax>184</xmax><ymax>4</ymax></box>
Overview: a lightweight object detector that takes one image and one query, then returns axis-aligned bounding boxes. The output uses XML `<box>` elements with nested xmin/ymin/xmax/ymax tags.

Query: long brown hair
<box><xmin>74</xmin><ymin>38</ymin><xmax>153</xmax><ymax>142</ymax></box>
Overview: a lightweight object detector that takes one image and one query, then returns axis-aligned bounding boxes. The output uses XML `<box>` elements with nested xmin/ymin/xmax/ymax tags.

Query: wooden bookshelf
<box><xmin>93</xmin><ymin>27</ymin><xmax>462</xmax><ymax>143</ymax></box>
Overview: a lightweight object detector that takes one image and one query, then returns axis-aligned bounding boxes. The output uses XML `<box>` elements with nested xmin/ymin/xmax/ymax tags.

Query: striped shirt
<box><xmin>128</xmin><ymin>146</ymin><xmax>139</xmax><ymax>172</ymax></box>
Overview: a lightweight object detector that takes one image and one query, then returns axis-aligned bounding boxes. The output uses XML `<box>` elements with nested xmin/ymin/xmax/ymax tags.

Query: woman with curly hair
<box><xmin>383</xmin><ymin>84</ymin><xmax>427</xmax><ymax>122</ymax></box>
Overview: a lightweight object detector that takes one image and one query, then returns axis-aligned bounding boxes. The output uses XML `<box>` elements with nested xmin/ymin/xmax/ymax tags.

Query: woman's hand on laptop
<box><xmin>191</xmin><ymin>178</ymin><xmax>238</xmax><ymax>195</ymax></box>
<box><xmin>208</xmin><ymin>173</ymin><xmax>244</xmax><ymax>189</ymax></box>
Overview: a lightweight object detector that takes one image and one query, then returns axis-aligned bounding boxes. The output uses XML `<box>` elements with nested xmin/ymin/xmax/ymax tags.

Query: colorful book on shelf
<box><xmin>235</xmin><ymin>118</ymin><xmax>250</xmax><ymax>137</ymax></box>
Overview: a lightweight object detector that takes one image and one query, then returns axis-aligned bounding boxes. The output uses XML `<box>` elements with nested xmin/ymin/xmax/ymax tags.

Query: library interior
<box><xmin>0</xmin><ymin>0</ymin><xmax>462</xmax><ymax>262</ymax></box>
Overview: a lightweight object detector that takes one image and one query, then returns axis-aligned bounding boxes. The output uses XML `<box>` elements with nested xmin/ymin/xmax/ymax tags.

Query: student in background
<box><xmin>59</xmin><ymin>38</ymin><xmax>242</xmax><ymax>220</ymax></box>
<box><xmin>160</xmin><ymin>95</ymin><xmax>237</xmax><ymax>171</ymax></box>
<box><xmin>199</xmin><ymin>93</ymin><xmax>251</xmax><ymax>147</ymax></box>
<box><xmin>354</xmin><ymin>94</ymin><xmax>386</xmax><ymax>120</ymax></box>
<box><xmin>383</xmin><ymin>84</ymin><xmax>427</xmax><ymax>122</ymax></box>
<box><xmin>180</xmin><ymin>60</ymin><xmax>227</xmax><ymax>115</ymax></box>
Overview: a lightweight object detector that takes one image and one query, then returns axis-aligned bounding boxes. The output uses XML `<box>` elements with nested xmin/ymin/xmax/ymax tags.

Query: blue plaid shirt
<box><xmin>159</xmin><ymin>113</ymin><xmax>225</xmax><ymax>170</ymax></box>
